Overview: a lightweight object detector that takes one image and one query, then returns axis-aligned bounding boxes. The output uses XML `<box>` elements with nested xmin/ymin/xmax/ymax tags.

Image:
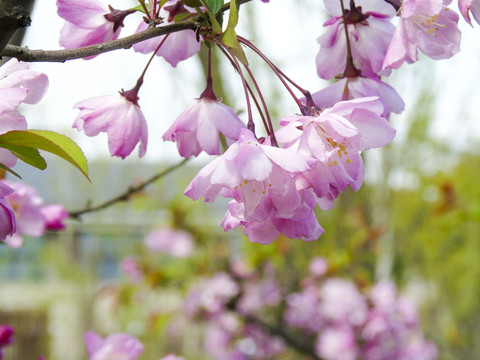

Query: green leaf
<box><xmin>221</xmin><ymin>27</ymin><xmax>248</xmax><ymax>66</ymax></box>
<box><xmin>0</xmin><ymin>163</ymin><xmax>22</xmax><ymax>179</ymax></box>
<box><xmin>183</xmin><ymin>0</ymin><xmax>203</xmax><ymax>7</ymax></box>
<box><xmin>0</xmin><ymin>130</ymin><xmax>90</xmax><ymax>181</ymax></box>
<box><xmin>226</xmin><ymin>0</ymin><xmax>238</xmax><ymax>29</ymax></box>
<box><xmin>203</xmin><ymin>0</ymin><xmax>224</xmax><ymax>15</ymax></box>
<box><xmin>0</xmin><ymin>144</ymin><xmax>46</xmax><ymax>170</ymax></box>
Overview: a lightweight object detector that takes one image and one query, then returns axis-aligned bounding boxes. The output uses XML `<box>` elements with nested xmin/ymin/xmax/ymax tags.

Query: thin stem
<box><xmin>68</xmin><ymin>159</ymin><xmax>189</xmax><ymax>218</ymax></box>
<box><xmin>236</xmin><ymin>36</ymin><xmax>306</xmax><ymax>113</ymax></box>
<box><xmin>340</xmin><ymin>0</ymin><xmax>360</xmax><ymax>77</ymax></box>
<box><xmin>241</xmin><ymin>63</ymin><xmax>278</xmax><ymax>146</ymax></box>
<box><xmin>200</xmin><ymin>47</ymin><xmax>217</xmax><ymax>100</ymax></box>
<box><xmin>214</xmin><ymin>38</ymin><xmax>255</xmax><ymax>134</ymax></box>
<box><xmin>138</xmin><ymin>0</ymin><xmax>150</xmax><ymax>18</ymax></box>
<box><xmin>139</xmin><ymin>33</ymin><xmax>170</xmax><ymax>82</ymax></box>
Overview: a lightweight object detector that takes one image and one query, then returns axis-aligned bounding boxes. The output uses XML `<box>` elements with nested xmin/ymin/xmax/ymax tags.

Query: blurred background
<box><xmin>1</xmin><ymin>0</ymin><xmax>480</xmax><ymax>359</ymax></box>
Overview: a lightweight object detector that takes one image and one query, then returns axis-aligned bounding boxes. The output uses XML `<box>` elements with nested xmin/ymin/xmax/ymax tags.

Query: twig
<box><xmin>68</xmin><ymin>158</ymin><xmax>189</xmax><ymax>218</ymax></box>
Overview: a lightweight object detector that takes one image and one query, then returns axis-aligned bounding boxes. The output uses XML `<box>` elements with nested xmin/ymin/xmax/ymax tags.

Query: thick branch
<box><xmin>0</xmin><ymin>0</ymin><xmax>35</xmax><ymax>54</ymax></box>
<box><xmin>1</xmin><ymin>21</ymin><xmax>197</xmax><ymax>62</ymax></box>
<box><xmin>68</xmin><ymin>159</ymin><xmax>189</xmax><ymax>218</ymax></box>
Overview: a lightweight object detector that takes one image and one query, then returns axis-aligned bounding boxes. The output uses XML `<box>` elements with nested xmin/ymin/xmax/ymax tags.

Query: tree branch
<box><xmin>0</xmin><ymin>0</ymin><xmax>254</xmax><ymax>62</ymax></box>
<box><xmin>68</xmin><ymin>158</ymin><xmax>189</xmax><ymax>219</ymax></box>
<box><xmin>0</xmin><ymin>0</ymin><xmax>35</xmax><ymax>54</ymax></box>
<box><xmin>1</xmin><ymin>21</ymin><xmax>197</xmax><ymax>62</ymax></box>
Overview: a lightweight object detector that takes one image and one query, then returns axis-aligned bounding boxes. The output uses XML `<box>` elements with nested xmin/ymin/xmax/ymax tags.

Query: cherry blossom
<box><xmin>41</xmin><ymin>204</ymin><xmax>69</xmax><ymax>230</ymax></box>
<box><xmin>316</xmin><ymin>0</ymin><xmax>396</xmax><ymax>79</ymax></box>
<box><xmin>73</xmin><ymin>92</ymin><xmax>148</xmax><ymax>159</ymax></box>
<box><xmin>133</xmin><ymin>1</ymin><xmax>201</xmax><ymax>67</ymax></box>
<box><xmin>0</xmin><ymin>183</ymin><xmax>16</xmax><ymax>242</ymax></box>
<box><xmin>84</xmin><ymin>331</ymin><xmax>144</xmax><ymax>360</ymax></box>
<box><xmin>383</xmin><ymin>0</ymin><xmax>461</xmax><ymax>69</ymax></box>
<box><xmin>1</xmin><ymin>181</ymin><xmax>47</xmax><ymax>248</ymax></box>
<box><xmin>163</xmin><ymin>98</ymin><xmax>246</xmax><ymax>158</ymax></box>
<box><xmin>459</xmin><ymin>0</ymin><xmax>480</xmax><ymax>25</ymax></box>
<box><xmin>57</xmin><ymin>0</ymin><xmax>135</xmax><ymax>53</ymax></box>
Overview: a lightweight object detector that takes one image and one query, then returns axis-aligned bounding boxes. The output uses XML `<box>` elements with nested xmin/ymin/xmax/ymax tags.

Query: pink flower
<box><xmin>0</xmin><ymin>59</ymin><xmax>49</xmax><ymax>167</ymax></box>
<box><xmin>383</xmin><ymin>0</ymin><xmax>461</xmax><ymax>69</ymax></box>
<box><xmin>2</xmin><ymin>181</ymin><xmax>47</xmax><ymax>248</ymax></box>
<box><xmin>133</xmin><ymin>1</ymin><xmax>201</xmax><ymax>67</ymax></box>
<box><xmin>73</xmin><ymin>92</ymin><xmax>148</xmax><ymax>159</ymax></box>
<box><xmin>57</xmin><ymin>0</ymin><xmax>135</xmax><ymax>53</ymax></box>
<box><xmin>0</xmin><ymin>182</ymin><xmax>16</xmax><ymax>242</ymax></box>
<box><xmin>84</xmin><ymin>331</ymin><xmax>144</xmax><ymax>360</ymax></box>
<box><xmin>144</xmin><ymin>227</ymin><xmax>194</xmax><ymax>257</ymax></box>
<box><xmin>310</xmin><ymin>76</ymin><xmax>404</xmax><ymax>118</ymax></box>
<box><xmin>41</xmin><ymin>204</ymin><xmax>69</xmax><ymax>230</ymax></box>
<box><xmin>317</xmin><ymin>0</ymin><xmax>395</xmax><ymax>79</ymax></box>
<box><xmin>459</xmin><ymin>0</ymin><xmax>480</xmax><ymax>25</ymax></box>
<box><xmin>0</xmin><ymin>325</ymin><xmax>14</xmax><ymax>360</ymax></box>
<box><xmin>277</xmin><ymin>97</ymin><xmax>395</xmax><ymax>209</ymax></box>
<box><xmin>185</xmin><ymin>129</ymin><xmax>321</xmax><ymax>243</ymax></box>
<box><xmin>163</xmin><ymin>98</ymin><xmax>246</xmax><ymax>158</ymax></box>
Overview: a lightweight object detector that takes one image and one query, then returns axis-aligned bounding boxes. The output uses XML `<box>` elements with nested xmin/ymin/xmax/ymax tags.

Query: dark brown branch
<box><xmin>68</xmin><ymin>158</ymin><xmax>189</xmax><ymax>218</ymax></box>
<box><xmin>0</xmin><ymin>0</ymin><xmax>253</xmax><ymax>62</ymax></box>
<box><xmin>0</xmin><ymin>0</ymin><xmax>35</xmax><ymax>54</ymax></box>
<box><xmin>1</xmin><ymin>21</ymin><xmax>197</xmax><ymax>62</ymax></box>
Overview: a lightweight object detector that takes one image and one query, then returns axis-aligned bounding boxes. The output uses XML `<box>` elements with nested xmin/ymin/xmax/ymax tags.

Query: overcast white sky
<box><xmin>19</xmin><ymin>0</ymin><xmax>480</xmax><ymax>165</ymax></box>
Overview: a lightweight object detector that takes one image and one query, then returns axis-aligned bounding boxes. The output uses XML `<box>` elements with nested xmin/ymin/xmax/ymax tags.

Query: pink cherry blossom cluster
<box><xmin>0</xmin><ymin>59</ymin><xmax>69</xmax><ymax>244</ymax></box>
<box><xmin>183</xmin><ymin>257</ymin><xmax>437</xmax><ymax>360</ymax></box>
<box><xmin>0</xmin><ymin>180</ymin><xmax>68</xmax><ymax>247</ymax></box>
<box><xmin>48</xmin><ymin>0</ymin><xmax>473</xmax><ymax>244</ymax></box>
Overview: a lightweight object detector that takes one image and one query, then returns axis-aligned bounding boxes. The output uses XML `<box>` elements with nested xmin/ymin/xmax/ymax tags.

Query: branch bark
<box><xmin>0</xmin><ymin>0</ymin><xmax>35</xmax><ymax>54</ymax></box>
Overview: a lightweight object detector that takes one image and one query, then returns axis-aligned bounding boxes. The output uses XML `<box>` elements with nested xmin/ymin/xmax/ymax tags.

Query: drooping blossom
<box><xmin>0</xmin><ymin>325</ymin><xmax>14</xmax><ymax>360</ymax></box>
<box><xmin>0</xmin><ymin>59</ymin><xmax>49</xmax><ymax>167</ymax></box>
<box><xmin>84</xmin><ymin>331</ymin><xmax>144</xmax><ymax>360</ymax></box>
<box><xmin>317</xmin><ymin>0</ymin><xmax>396</xmax><ymax>79</ymax></box>
<box><xmin>310</xmin><ymin>76</ymin><xmax>404</xmax><ymax>118</ymax></box>
<box><xmin>383</xmin><ymin>0</ymin><xmax>461</xmax><ymax>69</ymax></box>
<box><xmin>2</xmin><ymin>180</ymin><xmax>47</xmax><ymax>248</ymax></box>
<box><xmin>459</xmin><ymin>0</ymin><xmax>480</xmax><ymax>25</ymax></box>
<box><xmin>57</xmin><ymin>0</ymin><xmax>135</xmax><ymax>53</ymax></box>
<box><xmin>144</xmin><ymin>227</ymin><xmax>194</xmax><ymax>257</ymax></box>
<box><xmin>133</xmin><ymin>1</ymin><xmax>201</xmax><ymax>67</ymax></box>
<box><xmin>0</xmin><ymin>183</ymin><xmax>16</xmax><ymax>242</ymax></box>
<box><xmin>73</xmin><ymin>84</ymin><xmax>148</xmax><ymax>159</ymax></box>
<box><xmin>185</xmin><ymin>128</ymin><xmax>322</xmax><ymax>244</ymax></box>
<box><xmin>277</xmin><ymin>97</ymin><xmax>395</xmax><ymax>210</ymax></box>
<box><xmin>163</xmin><ymin>98</ymin><xmax>246</xmax><ymax>158</ymax></box>
<box><xmin>41</xmin><ymin>204</ymin><xmax>69</xmax><ymax>230</ymax></box>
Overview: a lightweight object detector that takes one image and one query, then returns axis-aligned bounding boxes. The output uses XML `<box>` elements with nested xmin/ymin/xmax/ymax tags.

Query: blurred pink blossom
<box><xmin>0</xmin><ymin>325</ymin><xmax>14</xmax><ymax>360</ymax></box>
<box><xmin>84</xmin><ymin>331</ymin><xmax>144</xmax><ymax>360</ymax></box>
<box><xmin>144</xmin><ymin>227</ymin><xmax>194</xmax><ymax>257</ymax></box>
<box><xmin>41</xmin><ymin>204</ymin><xmax>68</xmax><ymax>230</ymax></box>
